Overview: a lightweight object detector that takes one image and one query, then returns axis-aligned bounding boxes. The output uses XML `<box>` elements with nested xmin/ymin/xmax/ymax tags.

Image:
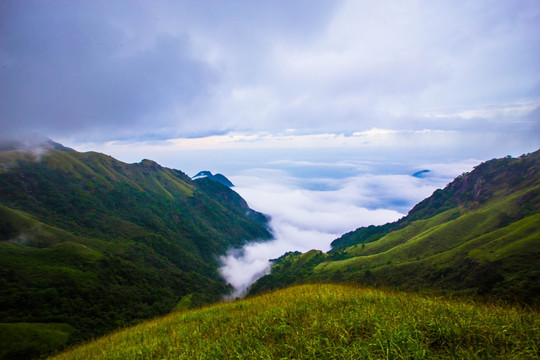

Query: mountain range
<box><xmin>1</xmin><ymin>142</ymin><xmax>539</xmax><ymax>359</ymax></box>
<box><xmin>0</xmin><ymin>140</ymin><xmax>270</xmax><ymax>359</ymax></box>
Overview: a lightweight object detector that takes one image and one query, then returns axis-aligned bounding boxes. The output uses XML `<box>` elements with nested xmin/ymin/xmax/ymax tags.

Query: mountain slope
<box><xmin>0</xmin><ymin>141</ymin><xmax>271</xmax><ymax>359</ymax></box>
<box><xmin>249</xmin><ymin>150</ymin><xmax>540</xmax><ymax>304</ymax></box>
<box><xmin>49</xmin><ymin>284</ymin><xmax>539</xmax><ymax>360</ymax></box>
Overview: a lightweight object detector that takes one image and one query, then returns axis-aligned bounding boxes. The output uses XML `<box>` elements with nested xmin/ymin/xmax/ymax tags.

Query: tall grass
<box><xmin>50</xmin><ymin>284</ymin><xmax>539</xmax><ymax>359</ymax></box>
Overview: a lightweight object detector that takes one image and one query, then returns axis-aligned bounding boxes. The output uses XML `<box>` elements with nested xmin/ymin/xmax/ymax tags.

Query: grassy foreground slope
<box><xmin>0</xmin><ymin>140</ymin><xmax>271</xmax><ymax>359</ymax></box>
<box><xmin>250</xmin><ymin>151</ymin><xmax>540</xmax><ymax>304</ymax></box>
<box><xmin>50</xmin><ymin>284</ymin><xmax>539</xmax><ymax>360</ymax></box>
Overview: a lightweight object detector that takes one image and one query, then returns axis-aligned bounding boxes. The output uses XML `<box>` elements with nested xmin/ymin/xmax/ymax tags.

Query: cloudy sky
<box><xmin>2</xmin><ymin>0</ymin><xmax>539</xmax><ymax>148</ymax></box>
<box><xmin>2</xmin><ymin>0</ymin><xmax>539</xmax><ymax>296</ymax></box>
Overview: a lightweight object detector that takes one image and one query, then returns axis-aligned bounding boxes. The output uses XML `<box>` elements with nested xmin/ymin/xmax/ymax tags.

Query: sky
<box><xmin>1</xmin><ymin>0</ymin><xmax>540</xmax><ymax>296</ymax></box>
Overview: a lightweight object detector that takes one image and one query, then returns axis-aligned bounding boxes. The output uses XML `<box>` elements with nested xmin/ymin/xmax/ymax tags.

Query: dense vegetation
<box><xmin>250</xmin><ymin>150</ymin><xmax>540</xmax><ymax>305</ymax></box>
<box><xmin>0</xmin><ymin>141</ymin><xmax>271</xmax><ymax>359</ymax></box>
<box><xmin>49</xmin><ymin>284</ymin><xmax>539</xmax><ymax>359</ymax></box>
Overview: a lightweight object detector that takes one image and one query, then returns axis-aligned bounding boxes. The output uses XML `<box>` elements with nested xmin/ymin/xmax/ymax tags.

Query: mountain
<box><xmin>249</xmin><ymin>150</ymin><xmax>540</xmax><ymax>305</ymax></box>
<box><xmin>48</xmin><ymin>284</ymin><xmax>538</xmax><ymax>360</ymax></box>
<box><xmin>192</xmin><ymin>171</ymin><xmax>235</xmax><ymax>187</ymax></box>
<box><xmin>0</xmin><ymin>140</ymin><xmax>271</xmax><ymax>359</ymax></box>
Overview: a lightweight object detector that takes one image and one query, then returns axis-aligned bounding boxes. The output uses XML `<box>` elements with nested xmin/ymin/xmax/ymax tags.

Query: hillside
<box><xmin>0</xmin><ymin>140</ymin><xmax>271</xmax><ymax>359</ymax></box>
<box><xmin>249</xmin><ymin>151</ymin><xmax>540</xmax><ymax>304</ymax></box>
<box><xmin>48</xmin><ymin>284</ymin><xmax>539</xmax><ymax>359</ymax></box>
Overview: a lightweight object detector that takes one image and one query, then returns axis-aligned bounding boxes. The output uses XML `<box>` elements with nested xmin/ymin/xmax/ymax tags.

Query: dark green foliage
<box><xmin>252</xmin><ymin>150</ymin><xmax>540</xmax><ymax>306</ymax></box>
<box><xmin>0</xmin><ymin>323</ymin><xmax>75</xmax><ymax>360</ymax></box>
<box><xmin>0</xmin><ymin>145</ymin><xmax>271</xmax><ymax>359</ymax></box>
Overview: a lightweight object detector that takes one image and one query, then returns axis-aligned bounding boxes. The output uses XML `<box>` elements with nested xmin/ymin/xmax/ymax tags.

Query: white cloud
<box><xmin>71</xmin><ymin>128</ymin><xmax>464</xmax><ymax>153</ymax></box>
<box><xmin>218</xmin><ymin>158</ymin><xmax>478</xmax><ymax>297</ymax></box>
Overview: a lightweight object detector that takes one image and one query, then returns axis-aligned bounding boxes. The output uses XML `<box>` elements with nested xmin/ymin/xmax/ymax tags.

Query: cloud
<box><xmin>228</xmin><ymin>0</ymin><xmax>540</xmax><ymax>134</ymax></box>
<box><xmin>0</xmin><ymin>0</ymin><xmax>337</xmax><ymax>140</ymax></box>
<box><xmin>219</xmin><ymin>158</ymin><xmax>478</xmax><ymax>297</ymax></box>
<box><xmin>0</xmin><ymin>1</ymin><xmax>218</xmax><ymax>140</ymax></box>
<box><xmin>66</xmin><ymin>127</ymin><xmax>498</xmax><ymax>152</ymax></box>
<box><xmin>1</xmin><ymin>0</ymin><xmax>539</xmax><ymax>143</ymax></box>
<box><xmin>219</xmin><ymin>221</ymin><xmax>338</xmax><ymax>299</ymax></box>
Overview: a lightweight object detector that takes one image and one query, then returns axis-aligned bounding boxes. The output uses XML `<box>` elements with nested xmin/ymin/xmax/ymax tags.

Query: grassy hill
<box><xmin>0</xmin><ymin>141</ymin><xmax>271</xmax><ymax>359</ymax></box>
<box><xmin>249</xmin><ymin>151</ymin><xmax>540</xmax><ymax>305</ymax></box>
<box><xmin>48</xmin><ymin>284</ymin><xmax>539</xmax><ymax>359</ymax></box>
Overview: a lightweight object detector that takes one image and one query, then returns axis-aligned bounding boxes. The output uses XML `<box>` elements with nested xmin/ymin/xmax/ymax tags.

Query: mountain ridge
<box><xmin>0</xmin><ymin>142</ymin><xmax>271</xmax><ymax>359</ymax></box>
<box><xmin>249</xmin><ymin>150</ymin><xmax>540</xmax><ymax>305</ymax></box>
<box><xmin>331</xmin><ymin>151</ymin><xmax>539</xmax><ymax>250</ymax></box>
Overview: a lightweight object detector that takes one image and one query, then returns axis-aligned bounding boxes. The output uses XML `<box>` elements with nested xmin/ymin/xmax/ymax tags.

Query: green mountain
<box><xmin>0</xmin><ymin>140</ymin><xmax>271</xmax><ymax>359</ymax></box>
<box><xmin>249</xmin><ymin>151</ymin><xmax>540</xmax><ymax>305</ymax></box>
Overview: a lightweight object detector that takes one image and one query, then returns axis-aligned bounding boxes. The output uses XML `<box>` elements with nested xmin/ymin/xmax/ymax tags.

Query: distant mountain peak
<box><xmin>192</xmin><ymin>171</ymin><xmax>234</xmax><ymax>187</ymax></box>
<box><xmin>192</xmin><ymin>170</ymin><xmax>213</xmax><ymax>180</ymax></box>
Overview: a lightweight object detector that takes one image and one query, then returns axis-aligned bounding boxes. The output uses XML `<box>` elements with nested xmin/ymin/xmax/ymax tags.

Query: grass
<box><xmin>49</xmin><ymin>284</ymin><xmax>539</xmax><ymax>359</ymax></box>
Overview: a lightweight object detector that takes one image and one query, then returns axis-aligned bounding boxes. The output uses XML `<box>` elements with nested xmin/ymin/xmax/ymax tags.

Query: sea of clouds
<box><xmin>219</xmin><ymin>157</ymin><xmax>480</xmax><ymax>298</ymax></box>
<box><xmin>67</xmin><ymin>139</ymin><xmax>507</xmax><ymax>298</ymax></box>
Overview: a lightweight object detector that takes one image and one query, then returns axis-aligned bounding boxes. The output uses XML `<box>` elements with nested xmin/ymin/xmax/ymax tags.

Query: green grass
<box><xmin>322</xmin><ymin>185</ymin><xmax>538</xmax><ymax>272</ymax></box>
<box><xmin>49</xmin><ymin>284</ymin><xmax>539</xmax><ymax>360</ymax></box>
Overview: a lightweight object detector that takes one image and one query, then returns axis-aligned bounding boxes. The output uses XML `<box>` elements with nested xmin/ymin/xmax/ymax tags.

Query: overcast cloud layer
<box><xmin>1</xmin><ymin>0</ymin><xmax>539</xmax><ymax>150</ymax></box>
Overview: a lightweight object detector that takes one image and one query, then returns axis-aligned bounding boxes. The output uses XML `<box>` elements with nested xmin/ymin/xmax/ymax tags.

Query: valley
<box><xmin>249</xmin><ymin>151</ymin><xmax>540</xmax><ymax>305</ymax></box>
<box><xmin>0</xmin><ymin>144</ymin><xmax>538</xmax><ymax>359</ymax></box>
